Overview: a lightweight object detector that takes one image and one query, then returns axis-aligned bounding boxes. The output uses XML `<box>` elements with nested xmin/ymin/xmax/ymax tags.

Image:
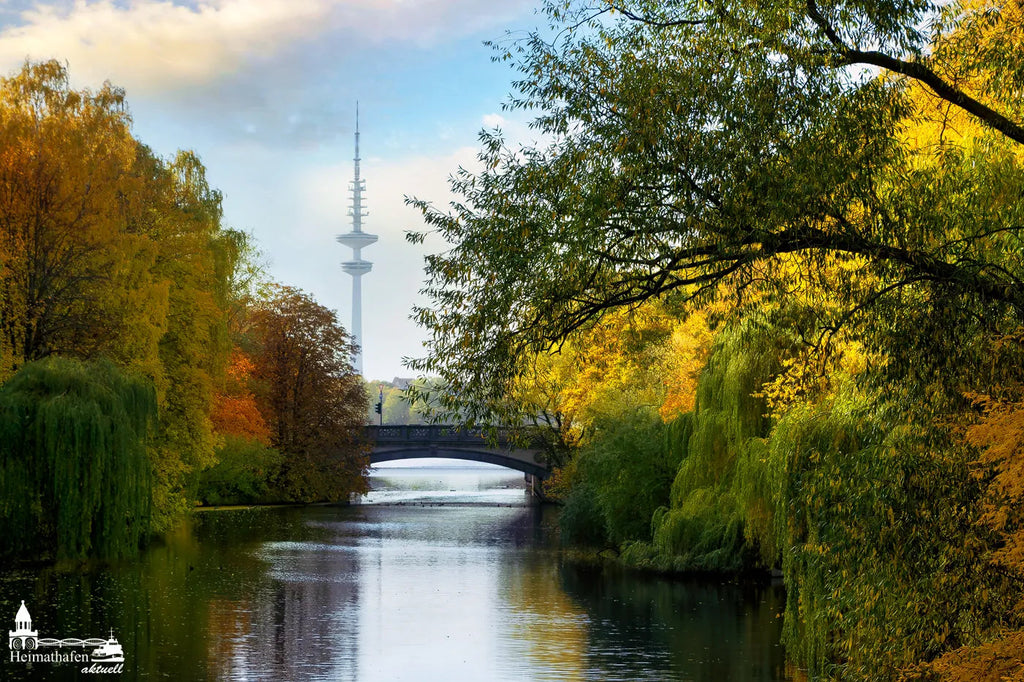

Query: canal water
<box><xmin>0</xmin><ymin>464</ymin><xmax>788</xmax><ymax>680</ymax></box>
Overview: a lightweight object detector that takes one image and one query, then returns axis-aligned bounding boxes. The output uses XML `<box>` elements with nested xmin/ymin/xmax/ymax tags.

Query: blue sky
<box><xmin>0</xmin><ymin>0</ymin><xmax>543</xmax><ymax>380</ymax></box>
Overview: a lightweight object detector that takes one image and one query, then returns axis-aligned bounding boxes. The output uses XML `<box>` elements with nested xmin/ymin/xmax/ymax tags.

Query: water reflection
<box><xmin>0</xmin><ymin>466</ymin><xmax>787</xmax><ymax>681</ymax></box>
<box><xmin>498</xmin><ymin>554</ymin><xmax>592</xmax><ymax>681</ymax></box>
<box><xmin>557</xmin><ymin>566</ymin><xmax>787</xmax><ymax>681</ymax></box>
<box><xmin>361</xmin><ymin>464</ymin><xmax>531</xmax><ymax>506</ymax></box>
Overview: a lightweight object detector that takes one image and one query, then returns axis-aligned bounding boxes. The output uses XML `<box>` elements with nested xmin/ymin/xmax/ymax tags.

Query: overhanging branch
<box><xmin>805</xmin><ymin>0</ymin><xmax>1024</xmax><ymax>147</ymax></box>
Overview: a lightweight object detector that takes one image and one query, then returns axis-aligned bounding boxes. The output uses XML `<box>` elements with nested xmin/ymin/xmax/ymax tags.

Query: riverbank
<box><xmin>559</xmin><ymin>542</ymin><xmax>1024</xmax><ymax>682</ymax></box>
<box><xmin>560</xmin><ymin>544</ymin><xmax>782</xmax><ymax>584</ymax></box>
<box><xmin>193</xmin><ymin>500</ymin><xmax>351</xmax><ymax>512</ymax></box>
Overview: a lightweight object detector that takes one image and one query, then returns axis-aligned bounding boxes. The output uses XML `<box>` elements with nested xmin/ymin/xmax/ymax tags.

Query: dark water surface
<box><xmin>0</xmin><ymin>466</ymin><xmax>787</xmax><ymax>680</ymax></box>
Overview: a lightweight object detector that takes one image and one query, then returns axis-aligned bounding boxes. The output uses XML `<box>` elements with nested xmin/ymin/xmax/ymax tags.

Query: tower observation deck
<box><xmin>336</xmin><ymin>103</ymin><xmax>377</xmax><ymax>375</ymax></box>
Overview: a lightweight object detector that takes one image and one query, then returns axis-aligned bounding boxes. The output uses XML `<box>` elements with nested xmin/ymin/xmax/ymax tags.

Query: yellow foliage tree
<box><xmin>0</xmin><ymin>61</ymin><xmax>243</xmax><ymax>527</ymax></box>
<box><xmin>0</xmin><ymin>60</ymin><xmax>164</xmax><ymax>381</ymax></box>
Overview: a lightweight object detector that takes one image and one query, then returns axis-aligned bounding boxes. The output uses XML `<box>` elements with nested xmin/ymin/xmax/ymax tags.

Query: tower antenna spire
<box><xmin>336</xmin><ymin>102</ymin><xmax>377</xmax><ymax>375</ymax></box>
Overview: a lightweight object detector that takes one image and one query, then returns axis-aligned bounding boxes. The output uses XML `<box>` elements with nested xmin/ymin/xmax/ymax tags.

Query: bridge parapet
<box><xmin>366</xmin><ymin>424</ymin><xmax>513</xmax><ymax>446</ymax></box>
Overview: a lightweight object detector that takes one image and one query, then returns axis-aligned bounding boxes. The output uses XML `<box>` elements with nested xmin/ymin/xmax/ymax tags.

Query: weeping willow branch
<box><xmin>0</xmin><ymin>357</ymin><xmax>156</xmax><ymax>560</ymax></box>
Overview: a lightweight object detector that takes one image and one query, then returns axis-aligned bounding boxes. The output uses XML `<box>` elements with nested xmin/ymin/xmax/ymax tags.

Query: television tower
<box><xmin>336</xmin><ymin>103</ymin><xmax>377</xmax><ymax>375</ymax></box>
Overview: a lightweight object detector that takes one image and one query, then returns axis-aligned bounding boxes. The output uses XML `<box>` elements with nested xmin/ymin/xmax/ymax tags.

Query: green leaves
<box><xmin>408</xmin><ymin>1</ymin><xmax>1024</xmax><ymax>429</ymax></box>
<box><xmin>772</xmin><ymin>385</ymin><xmax>1014</xmax><ymax>678</ymax></box>
<box><xmin>401</xmin><ymin>9</ymin><xmax>1024</xmax><ymax>672</ymax></box>
<box><xmin>0</xmin><ymin>358</ymin><xmax>156</xmax><ymax>560</ymax></box>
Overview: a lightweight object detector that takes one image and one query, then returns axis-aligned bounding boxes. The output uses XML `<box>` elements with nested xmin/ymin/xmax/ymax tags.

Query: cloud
<box><xmin>0</xmin><ymin>0</ymin><xmax>324</xmax><ymax>93</ymax></box>
<box><xmin>0</xmin><ymin>0</ymin><xmax>533</xmax><ymax>96</ymax></box>
<box><xmin>481</xmin><ymin>113</ymin><xmax>506</xmax><ymax>128</ymax></box>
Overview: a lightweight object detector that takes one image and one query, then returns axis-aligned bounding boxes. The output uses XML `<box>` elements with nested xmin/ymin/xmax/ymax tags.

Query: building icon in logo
<box><xmin>8</xmin><ymin>600</ymin><xmax>38</xmax><ymax>650</ymax></box>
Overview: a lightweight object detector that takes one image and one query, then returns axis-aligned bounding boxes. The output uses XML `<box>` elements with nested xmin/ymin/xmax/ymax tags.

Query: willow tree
<box><xmin>407</xmin><ymin>0</ymin><xmax>1024</xmax><ymax>421</ymax></box>
<box><xmin>0</xmin><ymin>358</ymin><xmax>155</xmax><ymax>560</ymax></box>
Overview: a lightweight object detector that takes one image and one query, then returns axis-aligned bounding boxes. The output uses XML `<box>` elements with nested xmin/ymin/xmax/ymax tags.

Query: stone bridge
<box><xmin>362</xmin><ymin>425</ymin><xmax>550</xmax><ymax>478</ymax></box>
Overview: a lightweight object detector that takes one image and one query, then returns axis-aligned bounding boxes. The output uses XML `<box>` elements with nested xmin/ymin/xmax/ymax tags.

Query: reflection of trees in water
<box><xmin>205</xmin><ymin>597</ymin><xmax>254</xmax><ymax>675</ymax></box>
<box><xmin>559</xmin><ymin>564</ymin><xmax>788</xmax><ymax>681</ymax></box>
<box><xmin>200</xmin><ymin>508</ymin><xmax>362</xmax><ymax>681</ymax></box>
<box><xmin>138</xmin><ymin>508</ymin><xmax>363</xmax><ymax>681</ymax></box>
<box><xmin>0</xmin><ymin>503</ymin><xmax>784</xmax><ymax>681</ymax></box>
<box><xmin>491</xmin><ymin>503</ymin><xmax>556</xmax><ymax>549</ymax></box>
<box><xmin>0</xmin><ymin>507</ymin><xmax>364</xmax><ymax>681</ymax></box>
<box><xmin>498</xmin><ymin>549</ymin><xmax>590</xmax><ymax>680</ymax></box>
<box><xmin>498</xmin><ymin>506</ymin><xmax>785</xmax><ymax>680</ymax></box>
<box><xmin>249</xmin><ymin>577</ymin><xmax>359</xmax><ymax>680</ymax></box>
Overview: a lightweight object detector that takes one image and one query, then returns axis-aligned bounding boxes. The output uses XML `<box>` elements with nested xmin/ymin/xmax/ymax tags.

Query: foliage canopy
<box><xmin>407</xmin><ymin>0</ymin><xmax>1024</xmax><ymax>424</ymax></box>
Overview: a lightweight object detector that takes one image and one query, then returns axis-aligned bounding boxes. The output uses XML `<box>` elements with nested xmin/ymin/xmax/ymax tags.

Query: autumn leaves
<box><xmin>408</xmin><ymin>1</ymin><xmax>1024</xmax><ymax>677</ymax></box>
<box><xmin>0</xmin><ymin>61</ymin><xmax>368</xmax><ymax>558</ymax></box>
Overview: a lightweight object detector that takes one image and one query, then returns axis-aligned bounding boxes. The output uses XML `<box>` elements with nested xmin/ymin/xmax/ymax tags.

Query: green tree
<box><xmin>407</xmin><ymin>0</ymin><xmax>1024</xmax><ymax>423</ymax></box>
<box><xmin>363</xmin><ymin>380</ymin><xmax>422</xmax><ymax>425</ymax></box>
<box><xmin>403</xmin><ymin>4</ymin><xmax>1024</xmax><ymax>675</ymax></box>
<box><xmin>144</xmin><ymin>150</ymin><xmax>239</xmax><ymax>525</ymax></box>
<box><xmin>383</xmin><ymin>386</ymin><xmax>412</xmax><ymax>424</ymax></box>
<box><xmin>0</xmin><ymin>358</ymin><xmax>155</xmax><ymax>560</ymax></box>
<box><xmin>193</xmin><ymin>435</ymin><xmax>283</xmax><ymax>506</ymax></box>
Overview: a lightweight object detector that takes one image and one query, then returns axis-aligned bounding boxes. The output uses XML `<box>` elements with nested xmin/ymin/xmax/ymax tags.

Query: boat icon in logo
<box><xmin>91</xmin><ymin>630</ymin><xmax>125</xmax><ymax>663</ymax></box>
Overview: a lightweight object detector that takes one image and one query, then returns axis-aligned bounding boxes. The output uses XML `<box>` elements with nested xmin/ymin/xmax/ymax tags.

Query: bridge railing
<box><xmin>364</xmin><ymin>424</ymin><xmax>513</xmax><ymax>445</ymax></box>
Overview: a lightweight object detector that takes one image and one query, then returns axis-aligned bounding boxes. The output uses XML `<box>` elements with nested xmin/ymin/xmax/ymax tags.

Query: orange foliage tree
<box><xmin>250</xmin><ymin>286</ymin><xmax>369</xmax><ymax>502</ymax></box>
<box><xmin>211</xmin><ymin>350</ymin><xmax>270</xmax><ymax>444</ymax></box>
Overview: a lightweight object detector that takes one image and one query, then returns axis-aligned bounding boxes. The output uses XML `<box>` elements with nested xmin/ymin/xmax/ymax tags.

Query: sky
<box><xmin>0</xmin><ymin>0</ymin><xmax>545</xmax><ymax>380</ymax></box>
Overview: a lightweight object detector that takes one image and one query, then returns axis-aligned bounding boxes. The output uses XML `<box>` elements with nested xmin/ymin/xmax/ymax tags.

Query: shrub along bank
<box><xmin>553</xmin><ymin>317</ymin><xmax>1023</xmax><ymax>680</ymax></box>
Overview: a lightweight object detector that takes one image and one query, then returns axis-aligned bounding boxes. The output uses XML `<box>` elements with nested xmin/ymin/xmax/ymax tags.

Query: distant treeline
<box><xmin>363</xmin><ymin>377</ymin><xmax>447</xmax><ymax>425</ymax></box>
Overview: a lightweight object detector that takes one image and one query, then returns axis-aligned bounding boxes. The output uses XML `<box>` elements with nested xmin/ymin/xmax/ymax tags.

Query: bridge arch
<box><xmin>363</xmin><ymin>425</ymin><xmax>549</xmax><ymax>479</ymax></box>
<box><xmin>370</xmin><ymin>447</ymin><xmax>548</xmax><ymax>478</ymax></box>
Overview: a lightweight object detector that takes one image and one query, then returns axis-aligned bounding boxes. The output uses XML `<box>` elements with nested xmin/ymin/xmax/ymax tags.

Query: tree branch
<box><xmin>805</xmin><ymin>0</ymin><xmax>1024</xmax><ymax>147</ymax></box>
<box><xmin>608</xmin><ymin>3</ymin><xmax>707</xmax><ymax>29</ymax></box>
